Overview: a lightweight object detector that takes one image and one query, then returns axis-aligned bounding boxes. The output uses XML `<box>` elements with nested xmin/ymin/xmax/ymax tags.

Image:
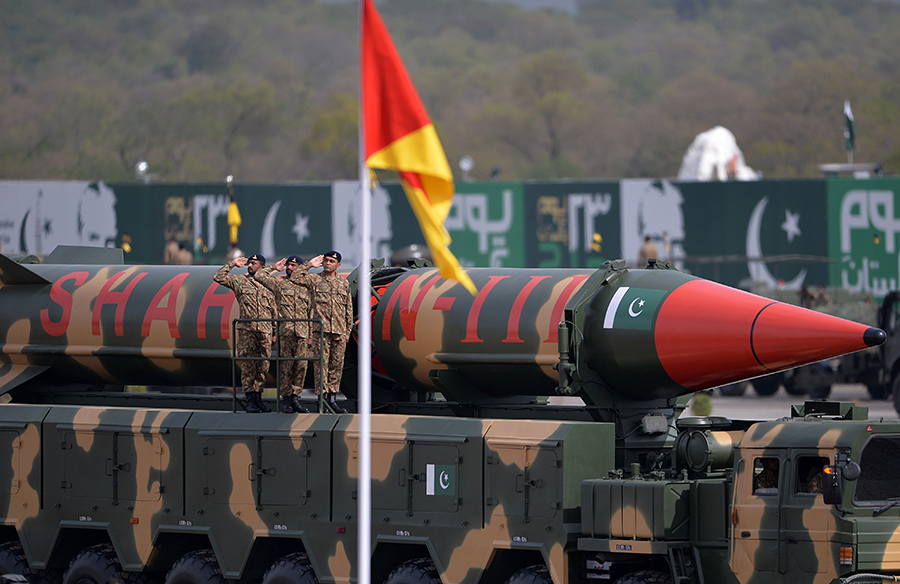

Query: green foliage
<box><xmin>178</xmin><ymin>22</ymin><xmax>236</xmax><ymax>74</ymax></box>
<box><xmin>301</xmin><ymin>92</ymin><xmax>359</xmax><ymax>179</ymax></box>
<box><xmin>1</xmin><ymin>0</ymin><xmax>899</xmax><ymax>182</ymax></box>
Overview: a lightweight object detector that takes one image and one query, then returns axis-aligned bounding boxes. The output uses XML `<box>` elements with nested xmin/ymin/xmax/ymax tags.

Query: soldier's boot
<box><xmin>290</xmin><ymin>394</ymin><xmax>309</xmax><ymax>413</ymax></box>
<box><xmin>281</xmin><ymin>395</ymin><xmax>298</xmax><ymax>414</ymax></box>
<box><xmin>325</xmin><ymin>392</ymin><xmax>346</xmax><ymax>414</ymax></box>
<box><xmin>257</xmin><ymin>393</ymin><xmax>272</xmax><ymax>413</ymax></box>
<box><xmin>245</xmin><ymin>392</ymin><xmax>262</xmax><ymax>413</ymax></box>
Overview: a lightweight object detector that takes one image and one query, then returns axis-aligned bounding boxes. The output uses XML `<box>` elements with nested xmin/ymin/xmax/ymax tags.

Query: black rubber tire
<box><xmin>614</xmin><ymin>570</ymin><xmax>674</xmax><ymax>584</ymax></box>
<box><xmin>751</xmin><ymin>375</ymin><xmax>780</xmax><ymax>396</ymax></box>
<box><xmin>0</xmin><ymin>541</ymin><xmax>31</xmax><ymax>576</ymax></box>
<box><xmin>867</xmin><ymin>382</ymin><xmax>889</xmax><ymax>400</ymax></box>
<box><xmin>261</xmin><ymin>553</ymin><xmax>317</xmax><ymax>584</ymax></box>
<box><xmin>892</xmin><ymin>375</ymin><xmax>900</xmax><ymax>417</ymax></box>
<box><xmin>782</xmin><ymin>373</ymin><xmax>806</xmax><ymax>396</ymax></box>
<box><xmin>502</xmin><ymin>565</ymin><xmax>551</xmax><ymax>584</ymax></box>
<box><xmin>164</xmin><ymin>550</ymin><xmax>227</xmax><ymax>584</ymax></box>
<box><xmin>382</xmin><ymin>558</ymin><xmax>440</xmax><ymax>584</ymax></box>
<box><xmin>807</xmin><ymin>384</ymin><xmax>833</xmax><ymax>399</ymax></box>
<box><xmin>718</xmin><ymin>382</ymin><xmax>747</xmax><ymax>397</ymax></box>
<box><xmin>62</xmin><ymin>544</ymin><xmax>127</xmax><ymax>584</ymax></box>
<box><xmin>0</xmin><ymin>542</ymin><xmax>64</xmax><ymax>584</ymax></box>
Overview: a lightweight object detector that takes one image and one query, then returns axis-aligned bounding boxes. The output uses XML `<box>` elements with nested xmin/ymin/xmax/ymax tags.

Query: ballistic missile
<box><xmin>0</xmin><ymin>249</ymin><xmax>240</xmax><ymax>394</ymax></box>
<box><xmin>370</xmin><ymin>263</ymin><xmax>885</xmax><ymax>400</ymax></box>
<box><xmin>0</xmin><ymin>248</ymin><xmax>885</xmax><ymax>405</ymax></box>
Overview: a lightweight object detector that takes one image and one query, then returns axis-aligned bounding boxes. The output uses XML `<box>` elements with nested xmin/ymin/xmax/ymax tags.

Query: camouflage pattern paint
<box><xmin>372</xmin><ymin>268</ymin><xmax>592</xmax><ymax>396</ymax></box>
<box><xmin>1</xmin><ymin>250</ymin><xmax>898</xmax><ymax>584</ymax></box>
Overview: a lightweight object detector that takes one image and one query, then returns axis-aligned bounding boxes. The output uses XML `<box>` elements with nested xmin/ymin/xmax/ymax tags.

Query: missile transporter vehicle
<box><xmin>0</xmin><ymin>246</ymin><xmax>897</xmax><ymax>584</ymax></box>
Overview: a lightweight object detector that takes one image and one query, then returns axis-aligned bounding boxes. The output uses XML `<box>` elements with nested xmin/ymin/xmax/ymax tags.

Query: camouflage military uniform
<box><xmin>293</xmin><ymin>269</ymin><xmax>353</xmax><ymax>395</ymax></box>
<box><xmin>807</xmin><ymin>470</ymin><xmax>823</xmax><ymax>493</ymax></box>
<box><xmin>256</xmin><ymin>261</ymin><xmax>315</xmax><ymax>397</ymax></box>
<box><xmin>214</xmin><ymin>260</ymin><xmax>276</xmax><ymax>393</ymax></box>
<box><xmin>753</xmin><ymin>469</ymin><xmax>778</xmax><ymax>491</ymax></box>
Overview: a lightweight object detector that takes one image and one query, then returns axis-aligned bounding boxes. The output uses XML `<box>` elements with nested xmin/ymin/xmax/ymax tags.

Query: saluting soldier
<box><xmin>292</xmin><ymin>251</ymin><xmax>353</xmax><ymax>413</ymax></box>
<box><xmin>213</xmin><ymin>253</ymin><xmax>276</xmax><ymax>413</ymax></box>
<box><xmin>255</xmin><ymin>254</ymin><xmax>314</xmax><ymax>414</ymax></box>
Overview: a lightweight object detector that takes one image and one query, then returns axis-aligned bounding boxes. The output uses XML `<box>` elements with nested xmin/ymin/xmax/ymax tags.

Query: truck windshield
<box><xmin>854</xmin><ymin>435</ymin><xmax>900</xmax><ymax>503</ymax></box>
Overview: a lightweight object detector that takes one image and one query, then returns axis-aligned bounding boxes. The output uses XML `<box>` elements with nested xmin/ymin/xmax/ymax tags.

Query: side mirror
<box><xmin>822</xmin><ymin>466</ymin><xmax>841</xmax><ymax>504</ymax></box>
<box><xmin>822</xmin><ymin>461</ymin><xmax>861</xmax><ymax>505</ymax></box>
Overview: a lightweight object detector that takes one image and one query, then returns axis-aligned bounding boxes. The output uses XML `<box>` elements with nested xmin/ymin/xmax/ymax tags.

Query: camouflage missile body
<box><xmin>0</xmin><ymin>248</ymin><xmax>896</xmax><ymax>584</ymax></box>
<box><xmin>0</xmin><ymin>248</ymin><xmax>240</xmax><ymax>396</ymax></box>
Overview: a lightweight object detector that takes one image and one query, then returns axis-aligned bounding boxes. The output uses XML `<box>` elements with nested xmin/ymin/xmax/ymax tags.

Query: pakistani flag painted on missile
<box><xmin>426</xmin><ymin>464</ymin><xmax>455</xmax><ymax>496</ymax></box>
<box><xmin>603</xmin><ymin>287</ymin><xmax>668</xmax><ymax>331</ymax></box>
<box><xmin>844</xmin><ymin>100</ymin><xmax>855</xmax><ymax>153</ymax></box>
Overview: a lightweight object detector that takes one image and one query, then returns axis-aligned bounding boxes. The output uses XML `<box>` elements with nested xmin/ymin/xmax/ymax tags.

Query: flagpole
<box><xmin>357</xmin><ymin>1</ymin><xmax>372</xmax><ymax>583</ymax></box>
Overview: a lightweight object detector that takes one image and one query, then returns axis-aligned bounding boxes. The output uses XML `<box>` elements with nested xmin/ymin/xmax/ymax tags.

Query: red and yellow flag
<box><xmin>362</xmin><ymin>0</ymin><xmax>476</xmax><ymax>295</ymax></box>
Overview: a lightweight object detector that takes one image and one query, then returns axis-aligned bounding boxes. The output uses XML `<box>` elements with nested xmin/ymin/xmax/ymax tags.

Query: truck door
<box><xmin>731</xmin><ymin>449</ymin><xmax>783</xmax><ymax>581</ymax></box>
<box><xmin>782</xmin><ymin>452</ymin><xmax>836</xmax><ymax>576</ymax></box>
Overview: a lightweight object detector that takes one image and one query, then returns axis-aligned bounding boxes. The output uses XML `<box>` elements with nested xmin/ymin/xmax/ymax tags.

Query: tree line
<box><xmin>1</xmin><ymin>0</ymin><xmax>898</xmax><ymax>183</ymax></box>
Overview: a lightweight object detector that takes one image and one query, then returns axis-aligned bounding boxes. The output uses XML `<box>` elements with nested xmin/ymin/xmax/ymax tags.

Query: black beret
<box><xmin>248</xmin><ymin>254</ymin><xmax>266</xmax><ymax>264</ymax></box>
<box><xmin>286</xmin><ymin>255</ymin><xmax>303</xmax><ymax>264</ymax></box>
<box><xmin>324</xmin><ymin>250</ymin><xmax>342</xmax><ymax>262</ymax></box>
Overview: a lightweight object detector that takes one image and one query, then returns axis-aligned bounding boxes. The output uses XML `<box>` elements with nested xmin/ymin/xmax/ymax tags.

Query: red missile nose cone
<box><xmin>655</xmin><ymin>280</ymin><xmax>884</xmax><ymax>391</ymax></box>
<box><xmin>751</xmin><ymin>303</ymin><xmax>884</xmax><ymax>371</ymax></box>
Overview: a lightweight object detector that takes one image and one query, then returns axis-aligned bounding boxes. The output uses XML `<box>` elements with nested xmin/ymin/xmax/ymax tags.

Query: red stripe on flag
<box><xmin>362</xmin><ymin>0</ymin><xmax>430</xmax><ymax>157</ymax></box>
<box><xmin>399</xmin><ymin>171</ymin><xmax>430</xmax><ymax>204</ymax></box>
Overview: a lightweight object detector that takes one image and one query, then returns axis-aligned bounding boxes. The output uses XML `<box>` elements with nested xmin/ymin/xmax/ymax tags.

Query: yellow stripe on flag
<box><xmin>403</xmin><ymin>180</ymin><xmax>477</xmax><ymax>295</ymax></box>
<box><xmin>367</xmin><ymin>124</ymin><xmax>452</xmax><ymax>185</ymax></box>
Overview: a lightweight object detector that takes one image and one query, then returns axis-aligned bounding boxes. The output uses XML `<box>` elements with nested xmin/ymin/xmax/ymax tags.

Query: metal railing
<box><xmin>230</xmin><ymin>317</ymin><xmax>338</xmax><ymax>413</ymax></box>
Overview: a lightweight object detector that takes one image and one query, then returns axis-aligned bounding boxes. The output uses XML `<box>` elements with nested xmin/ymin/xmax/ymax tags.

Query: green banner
<box><xmin>827</xmin><ymin>178</ymin><xmax>900</xmax><ymax>297</ymax></box>
<box><xmin>523</xmin><ymin>181</ymin><xmax>620</xmax><ymax>268</ymax></box>
<box><xmin>445</xmin><ymin>182</ymin><xmax>525</xmax><ymax>267</ymax></box>
<box><xmin>8</xmin><ymin>178</ymin><xmax>895</xmax><ymax>292</ymax></box>
<box><xmin>675</xmin><ymin>180</ymin><xmax>830</xmax><ymax>290</ymax></box>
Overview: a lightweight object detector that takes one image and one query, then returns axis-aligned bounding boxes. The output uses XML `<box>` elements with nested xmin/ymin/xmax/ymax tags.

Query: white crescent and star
<box><xmin>628</xmin><ymin>298</ymin><xmax>645</xmax><ymax>317</ymax></box>
<box><xmin>781</xmin><ymin>208</ymin><xmax>801</xmax><ymax>242</ymax></box>
<box><xmin>262</xmin><ymin>200</ymin><xmax>311</xmax><ymax>259</ymax></box>
<box><xmin>261</xmin><ymin>200</ymin><xmax>282</xmax><ymax>259</ymax></box>
<box><xmin>439</xmin><ymin>471</ymin><xmax>450</xmax><ymax>490</ymax></box>
<box><xmin>746</xmin><ymin>197</ymin><xmax>807</xmax><ymax>290</ymax></box>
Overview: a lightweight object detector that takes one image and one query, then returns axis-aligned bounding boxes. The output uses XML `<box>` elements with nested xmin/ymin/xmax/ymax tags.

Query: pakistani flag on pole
<box><xmin>844</xmin><ymin>100</ymin><xmax>855</xmax><ymax>153</ymax></box>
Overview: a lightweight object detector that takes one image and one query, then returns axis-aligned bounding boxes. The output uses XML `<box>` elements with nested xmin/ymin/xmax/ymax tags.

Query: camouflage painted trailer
<box><xmin>0</xmin><ymin>247</ymin><xmax>897</xmax><ymax>584</ymax></box>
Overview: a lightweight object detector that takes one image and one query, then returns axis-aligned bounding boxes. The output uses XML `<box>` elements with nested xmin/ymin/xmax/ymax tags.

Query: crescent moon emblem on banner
<box><xmin>440</xmin><ymin>471</ymin><xmax>450</xmax><ymax>490</ymax></box>
<box><xmin>261</xmin><ymin>200</ymin><xmax>282</xmax><ymax>259</ymax></box>
<box><xmin>746</xmin><ymin>197</ymin><xmax>806</xmax><ymax>290</ymax></box>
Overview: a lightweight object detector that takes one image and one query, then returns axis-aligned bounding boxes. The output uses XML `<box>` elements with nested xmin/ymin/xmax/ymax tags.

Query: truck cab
<box><xmin>579</xmin><ymin>403</ymin><xmax>900</xmax><ymax>584</ymax></box>
<box><xmin>732</xmin><ymin>402</ymin><xmax>900</xmax><ymax>583</ymax></box>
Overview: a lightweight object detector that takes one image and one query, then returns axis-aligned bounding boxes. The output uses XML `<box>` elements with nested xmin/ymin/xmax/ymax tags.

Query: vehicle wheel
<box><xmin>807</xmin><ymin>384</ymin><xmax>832</xmax><ymax>399</ymax></box>
<box><xmin>867</xmin><ymin>383</ymin><xmax>889</xmax><ymax>400</ymax></box>
<box><xmin>717</xmin><ymin>382</ymin><xmax>747</xmax><ymax>397</ymax></box>
<box><xmin>892</xmin><ymin>376</ymin><xmax>900</xmax><ymax>417</ymax></box>
<box><xmin>62</xmin><ymin>544</ymin><xmax>127</xmax><ymax>584</ymax></box>
<box><xmin>165</xmin><ymin>550</ymin><xmax>227</xmax><ymax>584</ymax></box>
<box><xmin>502</xmin><ymin>565</ymin><xmax>551</xmax><ymax>584</ymax></box>
<box><xmin>261</xmin><ymin>553</ymin><xmax>317</xmax><ymax>584</ymax></box>
<box><xmin>751</xmin><ymin>375</ymin><xmax>780</xmax><ymax>396</ymax></box>
<box><xmin>36</xmin><ymin>569</ymin><xmax>65</xmax><ymax>584</ymax></box>
<box><xmin>0</xmin><ymin>541</ymin><xmax>30</xmax><ymax>576</ymax></box>
<box><xmin>614</xmin><ymin>570</ymin><xmax>674</xmax><ymax>584</ymax></box>
<box><xmin>782</xmin><ymin>374</ymin><xmax>805</xmax><ymax>396</ymax></box>
<box><xmin>382</xmin><ymin>558</ymin><xmax>440</xmax><ymax>584</ymax></box>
